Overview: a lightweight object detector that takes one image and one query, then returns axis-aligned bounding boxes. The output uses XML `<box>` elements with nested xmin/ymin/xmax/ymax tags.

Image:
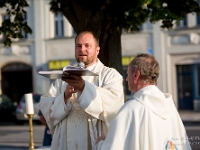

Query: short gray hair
<box><xmin>130</xmin><ymin>53</ymin><xmax>159</xmax><ymax>85</ymax></box>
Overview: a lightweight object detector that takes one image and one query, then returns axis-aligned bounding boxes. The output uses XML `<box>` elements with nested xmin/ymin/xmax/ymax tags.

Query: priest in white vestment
<box><xmin>97</xmin><ymin>53</ymin><xmax>191</xmax><ymax>150</ymax></box>
<box><xmin>38</xmin><ymin>31</ymin><xmax>125</xmax><ymax>150</ymax></box>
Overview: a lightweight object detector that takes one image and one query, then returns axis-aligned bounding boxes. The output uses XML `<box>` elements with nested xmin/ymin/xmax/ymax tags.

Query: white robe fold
<box><xmin>97</xmin><ymin>85</ymin><xmax>192</xmax><ymax>150</ymax></box>
<box><xmin>38</xmin><ymin>59</ymin><xmax>124</xmax><ymax>150</ymax></box>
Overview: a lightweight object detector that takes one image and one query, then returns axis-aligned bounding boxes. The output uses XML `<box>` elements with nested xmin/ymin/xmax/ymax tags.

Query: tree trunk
<box><xmin>98</xmin><ymin>28</ymin><xmax>122</xmax><ymax>74</ymax></box>
<box><xmin>60</xmin><ymin>0</ymin><xmax>123</xmax><ymax>74</ymax></box>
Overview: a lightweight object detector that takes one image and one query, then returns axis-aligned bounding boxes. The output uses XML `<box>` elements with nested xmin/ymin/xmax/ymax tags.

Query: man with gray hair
<box><xmin>97</xmin><ymin>53</ymin><xmax>191</xmax><ymax>150</ymax></box>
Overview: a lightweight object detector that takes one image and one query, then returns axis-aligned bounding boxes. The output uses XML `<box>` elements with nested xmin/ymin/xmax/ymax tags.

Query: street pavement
<box><xmin>183</xmin><ymin>122</ymin><xmax>200</xmax><ymax>150</ymax></box>
<box><xmin>179</xmin><ymin>110</ymin><xmax>200</xmax><ymax>122</ymax></box>
<box><xmin>0</xmin><ymin>112</ymin><xmax>200</xmax><ymax>150</ymax></box>
<box><xmin>0</xmin><ymin>123</ymin><xmax>44</xmax><ymax>150</ymax></box>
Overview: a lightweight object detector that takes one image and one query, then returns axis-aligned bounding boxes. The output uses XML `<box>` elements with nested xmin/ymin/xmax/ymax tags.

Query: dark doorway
<box><xmin>1</xmin><ymin>63</ymin><xmax>33</xmax><ymax>104</ymax></box>
<box><xmin>176</xmin><ymin>65</ymin><xmax>193</xmax><ymax>110</ymax></box>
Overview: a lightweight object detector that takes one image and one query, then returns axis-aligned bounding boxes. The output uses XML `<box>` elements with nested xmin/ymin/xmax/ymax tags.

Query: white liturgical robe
<box><xmin>38</xmin><ymin>59</ymin><xmax>124</xmax><ymax>150</ymax></box>
<box><xmin>98</xmin><ymin>85</ymin><xmax>192</xmax><ymax>150</ymax></box>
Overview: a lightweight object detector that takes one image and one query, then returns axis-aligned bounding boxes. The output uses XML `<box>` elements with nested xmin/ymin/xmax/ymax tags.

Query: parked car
<box><xmin>15</xmin><ymin>93</ymin><xmax>41</xmax><ymax>124</ymax></box>
<box><xmin>0</xmin><ymin>94</ymin><xmax>17</xmax><ymax>123</ymax></box>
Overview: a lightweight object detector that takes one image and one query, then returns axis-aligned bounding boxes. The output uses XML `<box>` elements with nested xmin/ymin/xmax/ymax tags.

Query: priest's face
<box><xmin>75</xmin><ymin>32</ymin><xmax>100</xmax><ymax>67</ymax></box>
<box><xmin>126</xmin><ymin>65</ymin><xmax>136</xmax><ymax>92</ymax></box>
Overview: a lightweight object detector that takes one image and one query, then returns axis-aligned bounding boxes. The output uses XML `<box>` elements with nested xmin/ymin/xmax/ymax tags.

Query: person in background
<box><xmin>38</xmin><ymin>31</ymin><xmax>125</xmax><ymax>150</ymax></box>
<box><xmin>97</xmin><ymin>53</ymin><xmax>191</xmax><ymax>150</ymax></box>
<box><xmin>38</xmin><ymin>110</ymin><xmax>52</xmax><ymax>146</ymax></box>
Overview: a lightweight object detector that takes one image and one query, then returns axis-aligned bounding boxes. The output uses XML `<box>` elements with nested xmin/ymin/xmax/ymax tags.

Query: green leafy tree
<box><xmin>0</xmin><ymin>0</ymin><xmax>32</xmax><ymax>46</ymax></box>
<box><xmin>0</xmin><ymin>0</ymin><xmax>200</xmax><ymax>73</ymax></box>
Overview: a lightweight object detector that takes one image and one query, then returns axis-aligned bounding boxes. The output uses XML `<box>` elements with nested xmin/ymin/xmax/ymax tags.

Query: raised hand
<box><xmin>62</xmin><ymin>75</ymin><xmax>85</xmax><ymax>92</ymax></box>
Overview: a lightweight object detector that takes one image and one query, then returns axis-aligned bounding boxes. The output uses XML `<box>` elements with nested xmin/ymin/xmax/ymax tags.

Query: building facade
<box><xmin>0</xmin><ymin>0</ymin><xmax>200</xmax><ymax>112</ymax></box>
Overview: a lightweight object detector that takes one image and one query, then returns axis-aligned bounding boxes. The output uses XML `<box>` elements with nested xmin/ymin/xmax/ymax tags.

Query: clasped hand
<box><xmin>62</xmin><ymin>75</ymin><xmax>85</xmax><ymax>103</ymax></box>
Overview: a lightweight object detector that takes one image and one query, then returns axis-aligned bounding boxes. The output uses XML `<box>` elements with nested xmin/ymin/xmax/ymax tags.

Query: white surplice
<box><xmin>38</xmin><ymin>59</ymin><xmax>124</xmax><ymax>150</ymax></box>
<box><xmin>97</xmin><ymin>85</ymin><xmax>192</xmax><ymax>150</ymax></box>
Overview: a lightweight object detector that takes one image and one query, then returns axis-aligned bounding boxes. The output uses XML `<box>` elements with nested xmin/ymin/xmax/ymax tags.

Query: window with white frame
<box><xmin>21</xmin><ymin>12</ymin><xmax>28</xmax><ymax>39</ymax></box>
<box><xmin>197</xmin><ymin>0</ymin><xmax>200</xmax><ymax>26</ymax></box>
<box><xmin>0</xmin><ymin>14</ymin><xmax>10</xmax><ymax>40</ymax></box>
<box><xmin>72</xmin><ymin>28</ymin><xmax>77</xmax><ymax>36</ymax></box>
<box><xmin>146</xmin><ymin>19</ymin><xmax>153</xmax><ymax>30</ymax></box>
<box><xmin>197</xmin><ymin>13</ymin><xmax>200</xmax><ymax>25</ymax></box>
<box><xmin>54</xmin><ymin>12</ymin><xmax>64</xmax><ymax>37</ymax></box>
<box><xmin>198</xmin><ymin>66</ymin><xmax>200</xmax><ymax>97</ymax></box>
<box><xmin>195</xmin><ymin>65</ymin><xmax>200</xmax><ymax>98</ymax></box>
<box><xmin>176</xmin><ymin>16</ymin><xmax>187</xmax><ymax>28</ymax></box>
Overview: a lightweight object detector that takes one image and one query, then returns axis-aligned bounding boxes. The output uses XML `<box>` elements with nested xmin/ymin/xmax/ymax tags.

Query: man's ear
<box><xmin>96</xmin><ymin>46</ymin><xmax>100</xmax><ymax>54</ymax></box>
<box><xmin>134</xmin><ymin>70</ymin><xmax>140</xmax><ymax>80</ymax></box>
